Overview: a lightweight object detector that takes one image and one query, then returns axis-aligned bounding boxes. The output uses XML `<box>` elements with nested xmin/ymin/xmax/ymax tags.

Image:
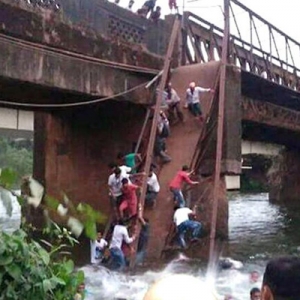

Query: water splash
<box><xmin>81</xmin><ymin>254</ymin><xmax>263</xmax><ymax>300</ymax></box>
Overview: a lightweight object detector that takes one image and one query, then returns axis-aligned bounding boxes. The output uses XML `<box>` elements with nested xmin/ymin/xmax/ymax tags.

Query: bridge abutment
<box><xmin>268</xmin><ymin>148</ymin><xmax>300</xmax><ymax>203</ymax></box>
<box><xmin>33</xmin><ymin>102</ymin><xmax>148</xmax><ymax>226</ymax></box>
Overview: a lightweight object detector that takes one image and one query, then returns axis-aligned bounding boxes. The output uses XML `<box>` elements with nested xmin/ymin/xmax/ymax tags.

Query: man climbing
<box><xmin>169</xmin><ymin>165</ymin><xmax>199</xmax><ymax>207</ymax></box>
<box><xmin>135</xmin><ymin>216</ymin><xmax>150</xmax><ymax>265</ymax></box>
<box><xmin>108</xmin><ymin>162</ymin><xmax>131</xmax><ymax>183</ymax></box>
<box><xmin>108</xmin><ymin>167</ymin><xmax>125</xmax><ymax>218</ymax></box>
<box><xmin>109</xmin><ymin>219</ymin><xmax>136</xmax><ymax>271</ymax></box>
<box><xmin>154</xmin><ymin>111</ymin><xmax>171</xmax><ymax>164</ymax></box>
<box><xmin>157</xmin><ymin>110</ymin><xmax>170</xmax><ymax>139</ymax></box>
<box><xmin>119</xmin><ymin>178</ymin><xmax>139</xmax><ymax>219</ymax></box>
<box><xmin>173</xmin><ymin>206</ymin><xmax>202</xmax><ymax>249</ymax></box>
<box><xmin>164</xmin><ymin>82</ymin><xmax>184</xmax><ymax>124</ymax></box>
<box><xmin>154</xmin><ymin>135</ymin><xmax>171</xmax><ymax>164</ymax></box>
<box><xmin>145</xmin><ymin>168</ymin><xmax>160</xmax><ymax>207</ymax></box>
<box><xmin>117</xmin><ymin>152</ymin><xmax>142</xmax><ymax>173</ymax></box>
<box><xmin>185</xmin><ymin>82</ymin><xmax>214</xmax><ymax>122</ymax></box>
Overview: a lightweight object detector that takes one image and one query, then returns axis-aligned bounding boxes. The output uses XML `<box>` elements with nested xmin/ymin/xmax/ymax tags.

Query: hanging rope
<box><xmin>0</xmin><ymin>80</ymin><xmax>151</xmax><ymax>108</ymax></box>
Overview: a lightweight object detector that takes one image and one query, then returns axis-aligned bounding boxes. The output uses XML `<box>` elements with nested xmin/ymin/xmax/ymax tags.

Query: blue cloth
<box><xmin>170</xmin><ymin>188</ymin><xmax>185</xmax><ymax>207</ymax></box>
<box><xmin>188</xmin><ymin>102</ymin><xmax>202</xmax><ymax>117</ymax></box>
<box><xmin>109</xmin><ymin>247</ymin><xmax>126</xmax><ymax>271</ymax></box>
<box><xmin>177</xmin><ymin>220</ymin><xmax>202</xmax><ymax>248</ymax></box>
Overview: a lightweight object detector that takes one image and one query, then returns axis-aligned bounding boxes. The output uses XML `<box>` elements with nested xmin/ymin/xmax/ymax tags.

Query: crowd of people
<box><xmin>223</xmin><ymin>256</ymin><xmax>300</xmax><ymax>300</ymax></box>
<box><xmin>84</xmin><ymin>84</ymin><xmax>299</xmax><ymax>300</ymax></box>
<box><xmin>87</xmin><ymin>80</ymin><xmax>214</xmax><ymax>271</ymax></box>
<box><xmin>114</xmin><ymin>0</ymin><xmax>178</xmax><ymax>22</ymax></box>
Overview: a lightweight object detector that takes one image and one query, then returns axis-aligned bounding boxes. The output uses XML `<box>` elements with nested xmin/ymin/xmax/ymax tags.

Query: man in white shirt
<box><xmin>185</xmin><ymin>81</ymin><xmax>214</xmax><ymax>122</ymax></box>
<box><xmin>90</xmin><ymin>231</ymin><xmax>108</xmax><ymax>264</ymax></box>
<box><xmin>109</xmin><ymin>219</ymin><xmax>136</xmax><ymax>271</ymax></box>
<box><xmin>173</xmin><ymin>206</ymin><xmax>202</xmax><ymax>248</ymax></box>
<box><xmin>145</xmin><ymin>169</ymin><xmax>160</xmax><ymax>207</ymax></box>
<box><xmin>164</xmin><ymin>82</ymin><xmax>184</xmax><ymax>124</ymax></box>
<box><xmin>108</xmin><ymin>167</ymin><xmax>125</xmax><ymax>217</ymax></box>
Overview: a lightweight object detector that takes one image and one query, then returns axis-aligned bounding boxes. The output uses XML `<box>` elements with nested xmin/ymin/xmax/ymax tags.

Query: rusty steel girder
<box><xmin>181</xmin><ymin>2</ymin><xmax>300</xmax><ymax>92</ymax></box>
<box><xmin>242</xmin><ymin>97</ymin><xmax>300</xmax><ymax>132</ymax></box>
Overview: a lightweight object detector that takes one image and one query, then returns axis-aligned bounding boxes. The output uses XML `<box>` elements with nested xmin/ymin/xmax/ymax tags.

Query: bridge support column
<box><xmin>268</xmin><ymin>148</ymin><xmax>300</xmax><ymax>203</ymax></box>
<box><xmin>33</xmin><ymin>102</ymin><xmax>147</xmax><ymax>263</ymax></box>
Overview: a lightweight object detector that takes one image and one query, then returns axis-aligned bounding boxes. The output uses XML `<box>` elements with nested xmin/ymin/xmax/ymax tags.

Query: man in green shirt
<box><xmin>117</xmin><ymin>152</ymin><xmax>142</xmax><ymax>173</ymax></box>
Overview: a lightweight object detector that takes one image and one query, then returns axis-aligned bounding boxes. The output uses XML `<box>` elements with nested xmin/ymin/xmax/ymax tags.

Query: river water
<box><xmin>1</xmin><ymin>192</ymin><xmax>300</xmax><ymax>299</ymax></box>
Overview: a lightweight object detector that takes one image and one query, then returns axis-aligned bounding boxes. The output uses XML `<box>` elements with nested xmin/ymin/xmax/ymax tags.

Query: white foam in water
<box><xmin>80</xmin><ymin>255</ymin><xmax>263</xmax><ymax>300</ymax></box>
<box><xmin>0</xmin><ymin>190</ymin><xmax>21</xmax><ymax>233</ymax></box>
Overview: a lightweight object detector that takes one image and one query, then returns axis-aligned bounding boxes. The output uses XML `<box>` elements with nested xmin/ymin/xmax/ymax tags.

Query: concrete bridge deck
<box><xmin>0</xmin><ymin>0</ymin><xmax>165</xmax><ymax>106</ymax></box>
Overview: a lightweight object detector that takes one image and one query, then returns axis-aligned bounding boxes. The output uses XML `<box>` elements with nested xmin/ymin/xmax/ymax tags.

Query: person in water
<box><xmin>261</xmin><ymin>256</ymin><xmax>300</xmax><ymax>300</ymax></box>
<box><xmin>250</xmin><ymin>270</ymin><xmax>260</xmax><ymax>284</ymax></box>
<box><xmin>250</xmin><ymin>287</ymin><xmax>261</xmax><ymax>300</ymax></box>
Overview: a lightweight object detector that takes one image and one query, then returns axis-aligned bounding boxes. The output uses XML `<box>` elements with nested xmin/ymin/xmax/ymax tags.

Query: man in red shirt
<box><xmin>169</xmin><ymin>165</ymin><xmax>199</xmax><ymax>207</ymax></box>
<box><xmin>119</xmin><ymin>178</ymin><xmax>139</xmax><ymax>219</ymax></box>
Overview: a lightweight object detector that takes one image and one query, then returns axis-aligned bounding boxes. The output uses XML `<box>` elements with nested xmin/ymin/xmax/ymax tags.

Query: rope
<box><xmin>0</xmin><ymin>80</ymin><xmax>150</xmax><ymax>108</ymax></box>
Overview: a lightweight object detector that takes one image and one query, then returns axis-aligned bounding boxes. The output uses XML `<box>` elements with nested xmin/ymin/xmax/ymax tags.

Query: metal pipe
<box><xmin>134</xmin><ymin>108</ymin><xmax>151</xmax><ymax>154</ymax></box>
<box><xmin>209</xmin><ymin>0</ymin><xmax>230</xmax><ymax>263</ymax></box>
<box><xmin>129</xmin><ymin>17</ymin><xmax>181</xmax><ymax>268</ymax></box>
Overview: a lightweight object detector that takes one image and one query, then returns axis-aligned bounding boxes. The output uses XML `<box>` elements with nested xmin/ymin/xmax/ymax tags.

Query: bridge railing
<box><xmin>181</xmin><ymin>0</ymin><xmax>300</xmax><ymax>91</ymax></box>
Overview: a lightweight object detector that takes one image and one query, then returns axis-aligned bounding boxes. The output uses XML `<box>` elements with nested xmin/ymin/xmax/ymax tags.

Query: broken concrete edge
<box><xmin>0</xmin><ymin>0</ymin><xmax>165</xmax><ymax>70</ymax></box>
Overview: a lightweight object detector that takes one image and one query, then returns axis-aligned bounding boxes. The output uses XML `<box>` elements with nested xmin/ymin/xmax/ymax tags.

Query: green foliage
<box><xmin>0</xmin><ymin>167</ymin><xmax>107</xmax><ymax>299</ymax></box>
<box><xmin>0</xmin><ymin>137</ymin><xmax>33</xmax><ymax>186</ymax></box>
<box><xmin>0</xmin><ymin>229</ymin><xmax>84</xmax><ymax>300</ymax></box>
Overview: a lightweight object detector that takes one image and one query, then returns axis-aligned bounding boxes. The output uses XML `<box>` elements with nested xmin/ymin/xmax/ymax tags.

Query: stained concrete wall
<box><xmin>34</xmin><ymin>101</ymin><xmax>147</xmax><ymax>210</ymax></box>
<box><xmin>199</xmin><ymin>65</ymin><xmax>242</xmax><ymax>175</ymax></box>
<box><xmin>59</xmin><ymin>0</ymin><xmax>173</xmax><ymax>56</ymax></box>
<box><xmin>33</xmin><ymin>101</ymin><xmax>148</xmax><ymax>264</ymax></box>
<box><xmin>0</xmin><ymin>36</ymin><xmax>154</xmax><ymax>104</ymax></box>
<box><xmin>268</xmin><ymin>148</ymin><xmax>300</xmax><ymax>203</ymax></box>
<box><xmin>0</xmin><ymin>0</ymin><xmax>164</xmax><ymax>104</ymax></box>
<box><xmin>0</xmin><ymin>1</ymin><xmax>164</xmax><ymax>68</ymax></box>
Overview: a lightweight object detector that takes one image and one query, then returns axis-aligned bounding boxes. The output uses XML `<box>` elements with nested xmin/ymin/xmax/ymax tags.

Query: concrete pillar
<box><xmin>33</xmin><ymin>102</ymin><xmax>147</xmax><ymax>263</ymax></box>
<box><xmin>268</xmin><ymin>148</ymin><xmax>300</xmax><ymax>203</ymax></box>
<box><xmin>200</xmin><ymin>65</ymin><xmax>242</xmax><ymax>175</ymax></box>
